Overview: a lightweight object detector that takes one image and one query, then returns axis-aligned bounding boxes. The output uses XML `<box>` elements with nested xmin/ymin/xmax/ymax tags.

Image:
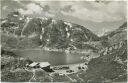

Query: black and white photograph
<box><xmin>0</xmin><ymin>0</ymin><xmax>127</xmax><ymax>82</ymax></box>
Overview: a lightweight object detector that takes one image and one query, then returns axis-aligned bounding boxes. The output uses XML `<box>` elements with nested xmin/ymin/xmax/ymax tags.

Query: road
<box><xmin>76</xmin><ymin>73</ymin><xmax>84</xmax><ymax>82</ymax></box>
<box><xmin>65</xmin><ymin>74</ymin><xmax>77</xmax><ymax>82</ymax></box>
<box><xmin>29</xmin><ymin>69</ymin><xmax>36</xmax><ymax>82</ymax></box>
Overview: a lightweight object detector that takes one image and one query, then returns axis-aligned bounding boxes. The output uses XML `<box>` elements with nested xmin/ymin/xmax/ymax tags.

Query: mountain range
<box><xmin>1</xmin><ymin>11</ymin><xmax>127</xmax><ymax>82</ymax></box>
<box><xmin>1</xmin><ymin>11</ymin><xmax>99</xmax><ymax>50</ymax></box>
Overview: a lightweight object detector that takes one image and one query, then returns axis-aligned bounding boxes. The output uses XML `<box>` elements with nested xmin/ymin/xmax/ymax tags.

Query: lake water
<box><xmin>13</xmin><ymin>50</ymin><xmax>97</xmax><ymax>65</ymax></box>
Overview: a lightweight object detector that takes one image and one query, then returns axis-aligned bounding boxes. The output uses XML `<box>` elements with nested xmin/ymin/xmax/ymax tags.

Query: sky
<box><xmin>1</xmin><ymin>0</ymin><xmax>127</xmax><ymax>36</ymax></box>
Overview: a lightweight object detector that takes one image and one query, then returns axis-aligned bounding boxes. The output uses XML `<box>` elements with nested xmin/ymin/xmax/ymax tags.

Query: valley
<box><xmin>1</xmin><ymin>11</ymin><xmax>127</xmax><ymax>82</ymax></box>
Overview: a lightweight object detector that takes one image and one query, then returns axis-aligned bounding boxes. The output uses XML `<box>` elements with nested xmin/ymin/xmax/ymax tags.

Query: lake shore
<box><xmin>10</xmin><ymin>47</ymin><xmax>92</xmax><ymax>54</ymax></box>
<box><xmin>51</xmin><ymin>62</ymin><xmax>87</xmax><ymax>75</ymax></box>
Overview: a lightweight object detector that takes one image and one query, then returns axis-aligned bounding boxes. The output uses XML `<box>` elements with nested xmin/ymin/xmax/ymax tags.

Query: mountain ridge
<box><xmin>1</xmin><ymin>11</ymin><xmax>99</xmax><ymax>50</ymax></box>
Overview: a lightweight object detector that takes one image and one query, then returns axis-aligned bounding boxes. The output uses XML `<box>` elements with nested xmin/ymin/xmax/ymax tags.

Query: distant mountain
<box><xmin>1</xmin><ymin>11</ymin><xmax>99</xmax><ymax>50</ymax></box>
<box><xmin>100</xmin><ymin>22</ymin><xmax>127</xmax><ymax>47</ymax></box>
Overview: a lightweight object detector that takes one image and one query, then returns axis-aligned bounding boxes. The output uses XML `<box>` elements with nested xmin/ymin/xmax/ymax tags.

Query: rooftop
<box><xmin>29</xmin><ymin>62</ymin><xmax>38</xmax><ymax>67</ymax></box>
<box><xmin>39</xmin><ymin>62</ymin><xmax>50</xmax><ymax>67</ymax></box>
<box><xmin>29</xmin><ymin>62</ymin><xmax>50</xmax><ymax>68</ymax></box>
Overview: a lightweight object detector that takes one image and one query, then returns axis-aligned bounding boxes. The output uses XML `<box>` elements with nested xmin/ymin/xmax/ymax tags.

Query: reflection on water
<box><xmin>13</xmin><ymin>50</ymin><xmax>92</xmax><ymax>65</ymax></box>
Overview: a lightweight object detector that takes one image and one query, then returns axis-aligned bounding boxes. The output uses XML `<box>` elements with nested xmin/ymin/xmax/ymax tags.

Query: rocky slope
<box><xmin>81</xmin><ymin>22</ymin><xmax>127</xmax><ymax>82</ymax></box>
<box><xmin>1</xmin><ymin>11</ymin><xmax>99</xmax><ymax>50</ymax></box>
<box><xmin>100</xmin><ymin>22</ymin><xmax>127</xmax><ymax>47</ymax></box>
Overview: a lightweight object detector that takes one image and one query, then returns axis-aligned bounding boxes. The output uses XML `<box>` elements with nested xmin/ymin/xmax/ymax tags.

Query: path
<box><xmin>29</xmin><ymin>69</ymin><xmax>36</xmax><ymax>82</ymax></box>
<box><xmin>21</xmin><ymin>18</ymin><xmax>31</xmax><ymax>36</ymax></box>
<box><xmin>76</xmin><ymin>73</ymin><xmax>84</xmax><ymax>82</ymax></box>
<box><xmin>65</xmin><ymin>74</ymin><xmax>77</xmax><ymax>82</ymax></box>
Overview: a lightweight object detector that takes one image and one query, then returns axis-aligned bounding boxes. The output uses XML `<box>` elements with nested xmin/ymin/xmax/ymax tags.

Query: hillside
<box><xmin>80</xmin><ymin>22</ymin><xmax>127</xmax><ymax>82</ymax></box>
<box><xmin>82</xmin><ymin>40</ymin><xmax>127</xmax><ymax>82</ymax></box>
<box><xmin>100</xmin><ymin>22</ymin><xmax>127</xmax><ymax>47</ymax></box>
<box><xmin>1</xmin><ymin>11</ymin><xmax>99</xmax><ymax>50</ymax></box>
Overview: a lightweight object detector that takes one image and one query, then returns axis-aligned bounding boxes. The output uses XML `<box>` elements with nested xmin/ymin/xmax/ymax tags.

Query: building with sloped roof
<box><xmin>39</xmin><ymin>62</ymin><xmax>53</xmax><ymax>72</ymax></box>
<box><xmin>29</xmin><ymin>62</ymin><xmax>54</xmax><ymax>72</ymax></box>
<box><xmin>29</xmin><ymin>62</ymin><xmax>39</xmax><ymax>68</ymax></box>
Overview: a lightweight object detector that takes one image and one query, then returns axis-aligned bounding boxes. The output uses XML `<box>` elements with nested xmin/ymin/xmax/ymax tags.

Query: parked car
<box><xmin>78</xmin><ymin>66</ymin><xmax>81</xmax><ymax>70</ymax></box>
<box><xmin>53</xmin><ymin>73</ymin><xmax>59</xmax><ymax>76</ymax></box>
<box><xmin>53</xmin><ymin>66</ymin><xmax>60</xmax><ymax>70</ymax></box>
<box><xmin>66</xmin><ymin>70</ymin><xmax>74</xmax><ymax>73</ymax></box>
<box><xmin>82</xmin><ymin>67</ymin><xmax>85</xmax><ymax>69</ymax></box>
<box><xmin>62</xmin><ymin>66</ymin><xmax>69</xmax><ymax>69</ymax></box>
<box><xmin>53</xmin><ymin>66</ymin><xmax>69</xmax><ymax>70</ymax></box>
<box><xmin>59</xmin><ymin>73</ymin><xmax>64</xmax><ymax>76</ymax></box>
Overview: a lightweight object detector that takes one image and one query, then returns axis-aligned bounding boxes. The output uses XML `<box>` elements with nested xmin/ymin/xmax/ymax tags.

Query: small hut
<box><xmin>29</xmin><ymin>62</ymin><xmax>54</xmax><ymax>72</ymax></box>
<box><xmin>39</xmin><ymin>62</ymin><xmax>50</xmax><ymax>68</ymax></box>
<box><xmin>39</xmin><ymin>62</ymin><xmax>53</xmax><ymax>72</ymax></box>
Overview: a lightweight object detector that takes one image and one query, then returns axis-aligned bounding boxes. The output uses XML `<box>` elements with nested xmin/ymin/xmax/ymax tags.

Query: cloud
<box><xmin>15</xmin><ymin>1</ymin><xmax>126</xmax><ymax>22</ymax></box>
<box><xmin>45</xmin><ymin>12</ymin><xmax>55</xmax><ymax>17</ymax></box>
<box><xmin>19</xmin><ymin>3</ymin><xmax>43</xmax><ymax>15</ymax></box>
<box><xmin>12</xmin><ymin>0</ymin><xmax>21</xmax><ymax>2</ymax></box>
<box><xmin>18</xmin><ymin>8</ymin><xmax>33</xmax><ymax>15</ymax></box>
<box><xmin>2</xmin><ymin>6</ymin><xmax>8</xmax><ymax>10</ymax></box>
<box><xmin>12</xmin><ymin>0</ymin><xmax>25</xmax><ymax>7</ymax></box>
<box><xmin>18</xmin><ymin>3</ymin><xmax>55</xmax><ymax>17</ymax></box>
<box><xmin>62</xmin><ymin>5</ymin><xmax>74</xmax><ymax>12</ymax></box>
<box><xmin>61</xmin><ymin>1</ymin><xmax>126</xmax><ymax>22</ymax></box>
